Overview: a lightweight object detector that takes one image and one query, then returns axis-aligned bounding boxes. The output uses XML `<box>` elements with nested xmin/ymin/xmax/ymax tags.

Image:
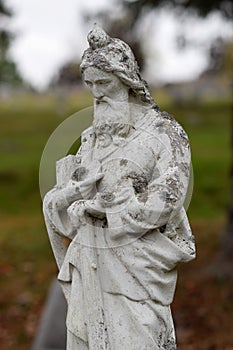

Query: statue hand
<box><xmin>67</xmin><ymin>200</ymin><xmax>87</xmax><ymax>228</ymax></box>
<box><xmin>60</xmin><ymin>173</ymin><xmax>104</xmax><ymax>204</ymax></box>
<box><xmin>67</xmin><ymin>199</ymin><xmax>106</xmax><ymax>228</ymax></box>
<box><xmin>60</xmin><ymin>180</ymin><xmax>82</xmax><ymax>204</ymax></box>
<box><xmin>97</xmin><ymin>187</ymin><xmax>135</xmax><ymax>208</ymax></box>
<box><xmin>79</xmin><ymin>173</ymin><xmax>104</xmax><ymax>199</ymax></box>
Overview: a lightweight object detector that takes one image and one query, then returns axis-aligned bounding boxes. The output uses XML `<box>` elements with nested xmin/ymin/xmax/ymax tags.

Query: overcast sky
<box><xmin>6</xmin><ymin>0</ymin><xmax>233</xmax><ymax>89</ymax></box>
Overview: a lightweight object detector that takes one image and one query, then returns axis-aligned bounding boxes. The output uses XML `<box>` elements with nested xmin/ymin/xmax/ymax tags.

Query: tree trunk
<box><xmin>223</xmin><ymin>84</ymin><xmax>233</xmax><ymax>260</ymax></box>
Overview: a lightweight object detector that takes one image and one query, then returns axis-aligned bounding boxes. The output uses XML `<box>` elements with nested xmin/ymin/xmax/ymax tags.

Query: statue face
<box><xmin>83</xmin><ymin>67</ymin><xmax>128</xmax><ymax>102</ymax></box>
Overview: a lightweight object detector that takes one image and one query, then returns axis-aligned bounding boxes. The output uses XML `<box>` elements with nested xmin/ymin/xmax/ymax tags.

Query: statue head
<box><xmin>81</xmin><ymin>24</ymin><xmax>158</xmax><ymax>110</ymax></box>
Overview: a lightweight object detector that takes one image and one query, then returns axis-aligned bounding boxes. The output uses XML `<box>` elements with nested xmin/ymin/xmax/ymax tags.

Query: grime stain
<box><xmin>72</xmin><ymin>167</ymin><xmax>88</xmax><ymax>181</ymax></box>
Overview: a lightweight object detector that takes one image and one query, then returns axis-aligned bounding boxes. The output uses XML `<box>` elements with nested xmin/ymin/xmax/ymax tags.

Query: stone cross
<box><xmin>43</xmin><ymin>24</ymin><xmax>196</xmax><ymax>349</ymax></box>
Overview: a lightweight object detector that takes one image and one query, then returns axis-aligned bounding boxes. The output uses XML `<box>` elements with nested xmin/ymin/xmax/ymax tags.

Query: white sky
<box><xmin>5</xmin><ymin>0</ymin><xmax>233</xmax><ymax>89</ymax></box>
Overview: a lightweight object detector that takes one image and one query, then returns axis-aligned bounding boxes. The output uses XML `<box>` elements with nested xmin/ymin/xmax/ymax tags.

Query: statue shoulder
<box><xmin>142</xmin><ymin>108</ymin><xmax>190</xmax><ymax>161</ymax></box>
<box><xmin>148</xmin><ymin>109</ymin><xmax>189</xmax><ymax>146</ymax></box>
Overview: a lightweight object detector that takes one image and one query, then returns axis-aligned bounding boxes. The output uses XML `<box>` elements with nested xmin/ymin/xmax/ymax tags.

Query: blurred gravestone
<box><xmin>31</xmin><ymin>279</ymin><xmax>67</xmax><ymax>350</ymax></box>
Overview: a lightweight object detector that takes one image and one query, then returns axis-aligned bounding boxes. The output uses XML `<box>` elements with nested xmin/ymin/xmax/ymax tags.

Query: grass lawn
<box><xmin>0</xmin><ymin>90</ymin><xmax>232</xmax><ymax>349</ymax></box>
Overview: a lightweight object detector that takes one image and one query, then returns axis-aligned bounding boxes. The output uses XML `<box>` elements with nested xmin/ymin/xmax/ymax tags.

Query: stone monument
<box><xmin>43</xmin><ymin>24</ymin><xmax>196</xmax><ymax>349</ymax></box>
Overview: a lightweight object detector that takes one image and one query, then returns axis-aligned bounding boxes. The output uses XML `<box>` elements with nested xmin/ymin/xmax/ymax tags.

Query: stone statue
<box><xmin>43</xmin><ymin>24</ymin><xmax>196</xmax><ymax>349</ymax></box>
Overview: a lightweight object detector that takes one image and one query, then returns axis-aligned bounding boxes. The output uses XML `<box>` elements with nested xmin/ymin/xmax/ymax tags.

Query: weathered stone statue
<box><xmin>43</xmin><ymin>25</ymin><xmax>195</xmax><ymax>349</ymax></box>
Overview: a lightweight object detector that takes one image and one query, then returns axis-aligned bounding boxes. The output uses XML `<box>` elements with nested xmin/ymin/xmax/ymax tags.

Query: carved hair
<box><xmin>81</xmin><ymin>24</ymin><xmax>159</xmax><ymax>110</ymax></box>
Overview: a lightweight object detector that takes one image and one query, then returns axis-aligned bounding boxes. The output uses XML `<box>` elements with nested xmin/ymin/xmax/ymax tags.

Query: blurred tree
<box><xmin>221</xmin><ymin>42</ymin><xmax>233</xmax><ymax>74</ymax></box>
<box><xmin>226</xmin><ymin>87</ymin><xmax>233</xmax><ymax>261</ymax></box>
<box><xmin>88</xmin><ymin>0</ymin><xmax>232</xmax><ymax>71</ymax></box>
<box><xmin>55</xmin><ymin>62</ymin><xmax>82</xmax><ymax>86</ymax></box>
<box><xmin>219</xmin><ymin>42</ymin><xmax>233</xmax><ymax>262</ymax></box>
<box><xmin>121</xmin><ymin>0</ymin><xmax>232</xmax><ymax>20</ymax></box>
<box><xmin>91</xmin><ymin>0</ymin><xmax>233</xmax><ymax>265</ymax></box>
<box><xmin>0</xmin><ymin>0</ymin><xmax>22</xmax><ymax>84</ymax></box>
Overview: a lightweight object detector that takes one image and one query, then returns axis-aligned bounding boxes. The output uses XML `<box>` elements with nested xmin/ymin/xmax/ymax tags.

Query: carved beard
<box><xmin>93</xmin><ymin>98</ymin><xmax>131</xmax><ymax>148</ymax></box>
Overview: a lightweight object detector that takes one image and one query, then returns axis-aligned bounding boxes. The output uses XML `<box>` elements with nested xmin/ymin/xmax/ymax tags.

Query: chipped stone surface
<box><xmin>43</xmin><ymin>24</ymin><xmax>195</xmax><ymax>349</ymax></box>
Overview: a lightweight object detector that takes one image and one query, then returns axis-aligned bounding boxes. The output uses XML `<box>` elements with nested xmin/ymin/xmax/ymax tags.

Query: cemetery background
<box><xmin>0</xmin><ymin>82</ymin><xmax>232</xmax><ymax>350</ymax></box>
<box><xmin>0</xmin><ymin>0</ymin><xmax>233</xmax><ymax>349</ymax></box>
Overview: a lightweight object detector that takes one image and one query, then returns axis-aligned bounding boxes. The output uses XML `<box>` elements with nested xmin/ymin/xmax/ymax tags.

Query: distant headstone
<box><xmin>32</xmin><ymin>279</ymin><xmax>67</xmax><ymax>350</ymax></box>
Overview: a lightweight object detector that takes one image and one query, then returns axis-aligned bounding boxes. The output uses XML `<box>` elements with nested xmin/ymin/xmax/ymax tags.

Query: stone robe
<box><xmin>43</xmin><ymin>108</ymin><xmax>195</xmax><ymax>349</ymax></box>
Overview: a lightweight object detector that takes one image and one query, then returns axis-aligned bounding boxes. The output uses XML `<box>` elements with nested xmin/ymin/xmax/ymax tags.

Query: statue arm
<box><xmin>43</xmin><ymin>182</ymin><xmax>83</xmax><ymax>240</ymax></box>
<box><xmin>42</xmin><ymin>133</ymin><xmax>101</xmax><ymax>238</ymax></box>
